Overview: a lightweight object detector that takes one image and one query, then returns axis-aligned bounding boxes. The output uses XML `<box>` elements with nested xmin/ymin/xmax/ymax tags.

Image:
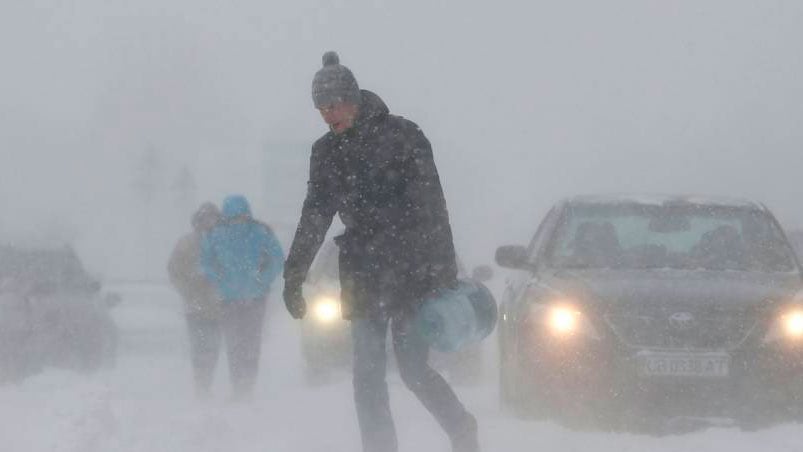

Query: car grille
<box><xmin>604</xmin><ymin>311</ymin><xmax>757</xmax><ymax>350</ymax></box>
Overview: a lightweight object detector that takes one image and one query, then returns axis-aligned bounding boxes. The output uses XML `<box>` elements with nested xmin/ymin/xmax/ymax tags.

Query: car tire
<box><xmin>499</xmin><ymin>348</ymin><xmax>515</xmax><ymax>411</ymax></box>
<box><xmin>498</xmin><ymin>327</ymin><xmax>516</xmax><ymax>411</ymax></box>
<box><xmin>500</xmin><ymin>334</ymin><xmax>549</xmax><ymax>419</ymax></box>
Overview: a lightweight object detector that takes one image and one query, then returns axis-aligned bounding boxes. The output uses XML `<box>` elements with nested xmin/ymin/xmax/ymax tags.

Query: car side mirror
<box><xmin>471</xmin><ymin>265</ymin><xmax>494</xmax><ymax>282</ymax></box>
<box><xmin>495</xmin><ymin>245</ymin><xmax>529</xmax><ymax>269</ymax></box>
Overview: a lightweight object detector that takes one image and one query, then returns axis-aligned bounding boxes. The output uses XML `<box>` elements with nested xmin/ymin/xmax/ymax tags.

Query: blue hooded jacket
<box><xmin>200</xmin><ymin>195</ymin><xmax>284</xmax><ymax>302</ymax></box>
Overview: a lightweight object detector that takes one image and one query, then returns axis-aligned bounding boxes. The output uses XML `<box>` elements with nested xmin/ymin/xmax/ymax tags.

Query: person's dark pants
<box><xmin>351</xmin><ymin>307</ymin><xmax>476</xmax><ymax>452</ymax></box>
<box><xmin>222</xmin><ymin>299</ymin><xmax>267</xmax><ymax>397</ymax></box>
<box><xmin>185</xmin><ymin>313</ymin><xmax>221</xmax><ymax>396</ymax></box>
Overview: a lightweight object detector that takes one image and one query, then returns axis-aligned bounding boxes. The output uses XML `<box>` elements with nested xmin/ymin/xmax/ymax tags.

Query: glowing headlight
<box><xmin>763</xmin><ymin>308</ymin><xmax>803</xmax><ymax>343</ymax></box>
<box><xmin>548</xmin><ymin>307</ymin><xmax>580</xmax><ymax>335</ymax></box>
<box><xmin>531</xmin><ymin>303</ymin><xmax>600</xmax><ymax>340</ymax></box>
<box><xmin>312</xmin><ymin>297</ymin><xmax>340</xmax><ymax>323</ymax></box>
<box><xmin>783</xmin><ymin>310</ymin><xmax>803</xmax><ymax>338</ymax></box>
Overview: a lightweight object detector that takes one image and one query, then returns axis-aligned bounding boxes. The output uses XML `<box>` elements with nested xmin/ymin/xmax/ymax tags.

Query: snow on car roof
<box><xmin>564</xmin><ymin>194</ymin><xmax>764</xmax><ymax>210</ymax></box>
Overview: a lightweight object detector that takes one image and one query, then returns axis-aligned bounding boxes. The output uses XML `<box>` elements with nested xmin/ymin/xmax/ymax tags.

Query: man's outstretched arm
<box><xmin>283</xmin><ymin>143</ymin><xmax>338</xmax><ymax>318</ymax></box>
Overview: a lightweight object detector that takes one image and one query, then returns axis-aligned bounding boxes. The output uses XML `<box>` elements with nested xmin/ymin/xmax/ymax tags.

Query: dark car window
<box><xmin>546</xmin><ymin>203</ymin><xmax>798</xmax><ymax>272</ymax></box>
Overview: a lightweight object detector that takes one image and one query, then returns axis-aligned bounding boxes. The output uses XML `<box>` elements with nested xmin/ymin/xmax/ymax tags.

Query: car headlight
<box><xmin>764</xmin><ymin>308</ymin><xmax>803</xmax><ymax>343</ymax></box>
<box><xmin>312</xmin><ymin>297</ymin><xmax>341</xmax><ymax>323</ymax></box>
<box><xmin>531</xmin><ymin>303</ymin><xmax>600</xmax><ymax>340</ymax></box>
<box><xmin>785</xmin><ymin>311</ymin><xmax>803</xmax><ymax>337</ymax></box>
<box><xmin>549</xmin><ymin>306</ymin><xmax>580</xmax><ymax>334</ymax></box>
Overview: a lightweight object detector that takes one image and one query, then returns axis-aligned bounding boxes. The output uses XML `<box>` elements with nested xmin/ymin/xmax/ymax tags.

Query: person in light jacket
<box><xmin>200</xmin><ymin>195</ymin><xmax>284</xmax><ymax>398</ymax></box>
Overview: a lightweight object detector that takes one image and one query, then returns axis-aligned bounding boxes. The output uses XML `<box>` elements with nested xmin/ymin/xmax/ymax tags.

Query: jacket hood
<box><xmin>356</xmin><ymin>90</ymin><xmax>389</xmax><ymax>124</ymax></box>
<box><xmin>191</xmin><ymin>202</ymin><xmax>221</xmax><ymax>230</ymax></box>
<box><xmin>221</xmin><ymin>195</ymin><xmax>252</xmax><ymax>219</ymax></box>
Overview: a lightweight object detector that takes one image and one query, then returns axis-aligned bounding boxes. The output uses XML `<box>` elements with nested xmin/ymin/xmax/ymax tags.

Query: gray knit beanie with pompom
<box><xmin>311</xmin><ymin>51</ymin><xmax>361</xmax><ymax>108</ymax></box>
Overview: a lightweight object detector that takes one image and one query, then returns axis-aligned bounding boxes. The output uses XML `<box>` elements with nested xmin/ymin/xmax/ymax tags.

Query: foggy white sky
<box><xmin>2</xmin><ymin>0</ymin><xmax>802</xmax><ymax>277</ymax></box>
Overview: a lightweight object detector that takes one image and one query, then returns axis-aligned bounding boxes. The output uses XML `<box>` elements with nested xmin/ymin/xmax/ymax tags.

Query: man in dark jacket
<box><xmin>284</xmin><ymin>52</ymin><xmax>479</xmax><ymax>452</ymax></box>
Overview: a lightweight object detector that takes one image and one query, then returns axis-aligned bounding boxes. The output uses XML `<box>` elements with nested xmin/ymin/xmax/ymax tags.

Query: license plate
<box><xmin>637</xmin><ymin>351</ymin><xmax>730</xmax><ymax>378</ymax></box>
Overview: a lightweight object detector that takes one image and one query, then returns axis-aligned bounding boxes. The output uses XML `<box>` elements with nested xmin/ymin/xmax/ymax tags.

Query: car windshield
<box><xmin>546</xmin><ymin>203</ymin><xmax>798</xmax><ymax>272</ymax></box>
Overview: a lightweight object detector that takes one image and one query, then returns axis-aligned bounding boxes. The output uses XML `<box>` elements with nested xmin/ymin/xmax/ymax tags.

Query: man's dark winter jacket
<box><xmin>284</xmin><ymin>90</ymin><xmax>458</xmax><ymax>317</ymax></box>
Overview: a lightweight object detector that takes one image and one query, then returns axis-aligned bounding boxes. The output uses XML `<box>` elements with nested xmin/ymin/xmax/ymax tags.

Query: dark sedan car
<box><xmin>0</xmin><ymin>245</ymin><xmax>119</xmax><ymax>383</ymax></box>
<box><xmin>496</xmin><ymin>195</ymin><xmax>803</xmax><ymax>430</ymax></box>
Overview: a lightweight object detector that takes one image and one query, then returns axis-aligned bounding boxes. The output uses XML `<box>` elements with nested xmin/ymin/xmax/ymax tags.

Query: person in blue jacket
<box><xmin>200</xmin><ymin>194</ymin><xmax>283</xmax><ymax>398</ymax></box>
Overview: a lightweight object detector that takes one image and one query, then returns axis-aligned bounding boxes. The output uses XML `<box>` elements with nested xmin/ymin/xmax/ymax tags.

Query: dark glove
<box><xmin>283</xmin><ymin>281</ymin><xmax>306</xmax><ymax>319</ymax></box>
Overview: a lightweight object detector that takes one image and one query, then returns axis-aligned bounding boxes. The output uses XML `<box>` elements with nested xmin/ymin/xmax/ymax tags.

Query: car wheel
<box><xmin>514</xmin><ymin>362</ymin><xmax>552</xmax><ymax>420</ymax></box>
<box><xmin>498</xmin><ymin>329</ymin><xmax>516</xmax><ymax>411</ymax></box>
<box><xmin>500</xmin><ymin>335</ymin><xmax>548</xmax><ymax>419</ymax></box>
<box><xmin>499</xmin><ymin>348</ymin><xmax>514</xmax><ymax>411</ymax></box>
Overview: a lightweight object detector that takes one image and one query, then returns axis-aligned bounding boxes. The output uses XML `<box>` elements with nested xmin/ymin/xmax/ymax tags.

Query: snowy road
<box><xmin>3</xmin><ymin>284</ymin><xmax>803</xmax><ymax>452</ymax></box>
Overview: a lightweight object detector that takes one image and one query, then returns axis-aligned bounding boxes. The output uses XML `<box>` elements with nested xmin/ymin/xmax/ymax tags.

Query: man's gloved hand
<box><xmin>283</xmin><ymin>280</ymin><xmax>306</xmax><ymax>319</ymax></box>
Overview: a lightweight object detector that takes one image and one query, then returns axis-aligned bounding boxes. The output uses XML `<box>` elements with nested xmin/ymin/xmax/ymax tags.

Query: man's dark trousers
<box><xmin>222</xmin><ymin>299</ymin><xmax>266</xmax><ymax>397</ymax></box>
<box><xmin>351</xmin><ymin>304</ymin><xmax>474</xmax><ymax>452</ymax></box>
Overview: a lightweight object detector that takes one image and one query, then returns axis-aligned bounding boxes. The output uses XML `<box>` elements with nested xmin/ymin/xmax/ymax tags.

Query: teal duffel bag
<box><xmin>415</xmin><ymin>280</ymin><xmax>497</xmax><ymax>353</ymax></box>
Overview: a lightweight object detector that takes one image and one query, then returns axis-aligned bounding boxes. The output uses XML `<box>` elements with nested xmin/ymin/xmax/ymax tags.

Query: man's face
<box><xmin>318</xmin><ymin>102</ymin><xmax>359</xmax><ymax>134</ymax></box>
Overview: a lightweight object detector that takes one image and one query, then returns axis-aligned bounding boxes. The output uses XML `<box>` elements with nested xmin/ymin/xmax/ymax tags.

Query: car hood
<box><xmin>542</xmin><ymin>269</ymin><xmax>803</xmax><ymax>314</ymax></box>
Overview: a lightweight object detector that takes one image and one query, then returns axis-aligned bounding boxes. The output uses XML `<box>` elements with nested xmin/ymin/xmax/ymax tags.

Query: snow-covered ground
<box><xmin>2</xmin><ymin>283</ymin><xmax>803</xmax><ymax>452</ymax></box>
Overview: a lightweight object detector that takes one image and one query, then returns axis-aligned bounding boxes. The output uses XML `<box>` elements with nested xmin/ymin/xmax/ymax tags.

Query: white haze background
<box><xmin>3</xmin><ymin>0</ymin><xmax>803</xmax><ymax>278</ymax></box>
<box><xmin>1</xmin><ymin>1</ymin><xmax>803</xmax><ymax>451</ymax></box>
